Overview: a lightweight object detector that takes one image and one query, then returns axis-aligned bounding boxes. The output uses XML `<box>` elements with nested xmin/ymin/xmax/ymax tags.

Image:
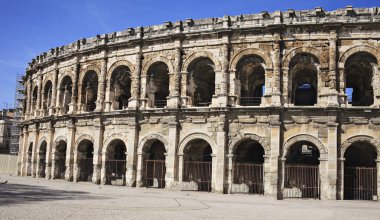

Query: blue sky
<box><xmin>0</xmin><ymin>0</ymin><xmax>377</xmax><ymax>109</ymax></box>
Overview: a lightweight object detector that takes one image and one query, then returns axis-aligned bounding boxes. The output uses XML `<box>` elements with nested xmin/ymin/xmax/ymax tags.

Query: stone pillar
<box><xmin>327</xmin><ymin>29</ymin><xmax>339</xmax><ymax>107</ymax></box>
<box><xmin>319</xmin><ymin>157</ymin><xmax>329</xmax><ymax>200</ymax></box>
<box><xmin>327</xmin><ymin>122</ymin><xmax>338</xmax><ymax>200</ymax></box>
<box><xmin>167</xmin><ymin>47</ymin><xmax>181</xmax><ymax>108</ymax></box>
<box><xmin>338</xmin><ymin>67</ymin><xmax>347</xmax><ymax>106</ymax></box>
<box><xmin>129</xmin><ymin>48</ymin><xmax>142</xmax><ymax>109</ymax></box>
<box><xmin>65</xmin><ymin>120</ymin><xmax>75</xmax><ymax>181</ymax></box>
<box><xmin>338</xmin><ymin>157</ymin><xmax>345</xmax><ymax>200</ymax></box>
<box><xmin>44</xmin><ymin>124</ymin><xmax>54</xmax><ymax>179</ymax></box>
<box><xmin>69</xmin><ymin>59</ymin><xmax>79</xmax><ymax>114</ymax></box>
<box><xmin>19</xmin><ymin>128</ymin><xmax>28</xmax><ymax>176</ymax></box>
<box><xmin>126</xmin><ymin>121</ymin><xmax>138</xmax><ymax>186</ymax></box>
<box><xmin>96</xmin><ymin>56</ymin><xmax>107</xmax><ymax>112</ymax></box>
<box><xmin>211</xmin><ymin>154</ymin><xmax>217</xmax><ymax>192</ymax></box>
<box><xmin>373</xmin><ymin>66</ymin><xmax>380</xmax><ymax>107</ymax></box>
<box><xmin>269</xmin><ymin>119</ymin><xmax>281</xmax><ymax>198</ymax></box>
<box><xmin>215</xmin><ymin>115</ymin><xmax>226</xmax><ymax>193</ymax></box>
<box><xmin>140</xmin><ymin>74</ymin><xmax>148</xmax><ymax>109</ymax></box>
<box><xmin>377</xmin><ymin>159</ymin><xmax>380</xmax><ymax>201</ymax></box>
<box><xmin>92</xmin><ymin>118</ymin><xmax>103</xmax><ymax>184</ymax></box>
<box><xmin>136</xmin><ymin>152</ymin><xmax>143</xmax><ymax>187</ymax></box>
<box><xmin>180</xmin><ymin>71</ymin><xmax>190</xmax><ymax>107</ymax></box>
<box><xmin>217</xmin><ymin>44</ymin><xmax>229</xmax><ymax>107</ymax></box>
<box><xmin>100</xmin><ymin>150</ymin><xmax>108</xmax><ymax>185</ymax></box>
<box><xmin>227</xmin><ymin>154</ymin><xmax>234</xmax><ymax>193</ymax></box>
<box><xmin>165</xmin><ymin>116</ymin><xmax>179</xmax><ymax>189</ymax></box>
<box><xmin>36</xmin><ymin>73</ymin><xmax>43</xmax><ymax>117</ymax></box>
<box><xmin>228</xmin><ymin>69</ymin><xmax>238</xmax><ymax>106</ymax></box>
<box><xmin>50</xmin><ymin>65</ymin><xmax>58</xmax><ymax>115</ymax></box>
<box><xmin>280</xmin><ymin>158</ymin><xmax>286</xmax><ymax>199</ymax></box>
<box><xmin>25</xmin><ymin>78</ymin><xmax>32</xmax><ymax>120</ymax></box>
<box><xmin>31</xmin><ymin>128</ymin><xmax>39</xmax><ymax>177</ymax></box>
<box><xmin>269</xmin><ymin>35</ymin><xmax>282</xmax><ymax>106</ymax></box>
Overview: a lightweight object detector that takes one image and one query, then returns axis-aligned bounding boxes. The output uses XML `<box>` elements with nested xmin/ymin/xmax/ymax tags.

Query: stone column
<box><xmin>165</xmin><ymin>116</ymin><xmax>178</xmax><ymax>189</ymax></box>
<box><xmin>65</xmin><ymin>120</ymin><xmax>75</xmax><ymax>181</ymax></box>
<box><xmin>327</xmin><ymin>122</ymin><xmax>338</xmax><ymax>200</ymax></box>
<box><xmin>217</xmin><ymin>44</ymin><xmax>229</xmax><ymax>107</ymax></box>
<box><xmin>136</xmin><ymin>152</ymin><xmax>143</xmax><ymax>187</ymax></box>
<box><xmin>269</xmin><ymin>35</ymin><xmax>282</xmax><ymax>106</ymax></box>
<box><xmin>327</xmin><ymin>29</ymin><xmax>339</xmax><ymax>107</ymax></box>
<box><xmin>373</xmin><ymin>66</ymin><xmax>380</xmax><ymax>107</ymax></box>
<box><xmin>338</xmin><ymin>67</ymin><xmax>347</xmax><ymax>106</ymax></box>
<box><xmin>45</xmin><ymin>123</ymin><xmax>54</xmax><ymax>179</ymax></box>
<box><xmin>96</xmin><ymin>56</ymin><xmax>107</xmax><ymax>112</ymax></box>
<box><xmin>31</xmin><ymin>128</ymin><xmax>39</xmax><ymax>177</ymax></box>
<box><xmin>228</xmin><ymin>69</ymin><xmax>238</xmax><ymax>106</ymax></box>
<box><xmin>377</xmin><ymin>159</ymin><xmax>380</xmax><ymax>201</ymax></box>
<box><xmin>227</xmin><ymin>154</ymin><xmax>234</xmax><ymax>193</ymax></box>
<box><xmin>69</xmin><ymin>59</ymin><xmax>79</xmax><ymax>114</ymax></box>
<box><xmin>92</xmin><ymin>118</ymin><xmax>104</xmax><ymax>184</ymax></box>
<box><xmin>140</xmin><ymin>74</ymin><xmax>148</xmax><ymax>109</ymax></box>
<box><xmin>25</xmin><ymin>78</ymin><xmax>32</xmax><ymax>120</ymax></box>
<box><xmin>280</xmin><ymin>158</ymin><xmax>286</xmax><ymax>199</ymax></box>
<box><xmin>319</xmin><ymin>157</ymin><xmax>329</xmax><ymax>200</ymax></box>
<box><xmin>178</xmin><ymin>153</ymin><xmax>184</xmax><ymax>187</ymax></box>
<box><xmin>19</xmin><ymin>128</ymin><xmax>28</xmax><ymax>176</ymax></box>
<box><xmin>167</xmin><ymin>47</ymin><xmax>181</xmax><ymax>108</ymax></box>
<box><xmin>211</xmin><ymin>154</ymin><xmax>217</xmax><ymax>192</ymax></box>
<box><xmin>129</xmin><ymin>48</ymin><xmax>142</xmax><ymax>109</ymax></box>
<box><xmin>337</xmin><ymin>157</ymin><xmax>345</xmax><ymax>200</ymax></box>
<box><xmin>215</xmin><ymin>115</ymin><xmax>227</xmax><ymax>193</ymax></box>
<box><xmin>36</xmin><ymin>73</ymin><xmax>43</xmax><ymax>117</ymax></box>
<box><xmin>180</xmin><ymin>71</ymin><xmax>190</xmax><ymax>107</ymax></box>
<box><xmin>269</xmin><ymin>119</ymin><xmax>281</xmax><ymax>198</ymax></box>
<box><xmin>49</xmin><ymin>65</ymin><xmax>58</xmax><ymax>115</ymax></box>
<box><xmin>125</xmin><ymin>121</ymin><xmax>138</xmax><ymax>187</ymax></box>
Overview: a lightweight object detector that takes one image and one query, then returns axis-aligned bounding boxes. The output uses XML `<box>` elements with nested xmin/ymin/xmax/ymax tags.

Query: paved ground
<box><xmin>0</xmin><ymin>174</ymin><xmax>379</xmax><ymax>220</ymax></box>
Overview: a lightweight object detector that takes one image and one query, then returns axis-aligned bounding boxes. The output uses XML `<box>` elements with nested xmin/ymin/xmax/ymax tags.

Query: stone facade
<box><xmin>18</xmin><ymin>6</ymin><xmax>380</xmax><ymax>200</ymax></box>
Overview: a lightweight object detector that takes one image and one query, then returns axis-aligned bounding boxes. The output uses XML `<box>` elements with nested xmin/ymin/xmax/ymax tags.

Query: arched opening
<box><xmin>42</xmin><ymin>81</ymin><xmax>52</xmax><ymax>116</ymax></box>
<box><xmin>289</xmin><ymin>53</ymin><xmax>319</xmax><ymax>106</ymax></box>
<box><xmin>183</xmin><ymin>139</ymin><xmax>213</xmax><ymax>192</ymax></box>
<box><xmin>105</xmin><ymin>139</ymin><xmax>127</xmax><ymax>185</ymax></box>
<box><xmin>284</xmin><ymin>141</ymin><xmax>320</xmax><ymax>199</ymax></box>
<box><xmin>344</xmin><ymin>52</ymin><xmax>376</xmax><ymax>106</ymax></box>
<box><xmin>77</xmin><ymin>139</ymin><xmax>94</xmax><ymax>182</ymax></box>
<box><xmin>143</xmin><ymin>140</ymin><xmax>166</xmax><ymax>188</ymax></box>
<box><xmin>233</xmin><ymin>140</ymin><xmax>264</xmax><ymax>194</ymax></box>
<box><xmin>27</xmin><ymin>142</ymin><xmax>33</xmax><ymax>176</ymax></box>
<box><xmin>147</xmin><ymin>62</ymin><xmax>169</xmax><ymax>108</ymax></box>
<box><xmin>344</xmin><ymin>141</ymin><xmax>377</xmax><ymax>200</ymax></box>
<box><xmin>187</xmin><ymin>58</ymin><xmax>215</xmax><ymax>107</ymax></box>
<box><xmin>236</xmin><ymin>55</ymin><xmax>265</xmax><ymax>106</ymax></box>
<box><xmin>110</xmin><ymin>66</ymin><xmax>131</xmax><ymax>110</ymax></box>
<box><xmin>38</xmin><ymin>141</ymin><xmax>47</xmax><ymax>178</ymax></box>
<box><xmin>32</xmin><ymin>86</ymin><xmax>38</xmax><ymax>112</ymax></box>
<box><xmin>81</xmin><ymin>71</ymin><xmax>98</xmax><ymax>112</ymax></box>
<box><xmin>54</xmin><ymin>140</ymin><xmax>67</xmax><ymax>179</ymax></box>
<box><xmin>59</xmin><ymin>76</ymin><xmax>72</xmax><ymax>114</ymax></box>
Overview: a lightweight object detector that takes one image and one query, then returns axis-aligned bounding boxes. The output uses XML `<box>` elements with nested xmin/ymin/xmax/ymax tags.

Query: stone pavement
<box><xmin>0</xmin><ymin>174</ymin><xmax>379</xmax><ymax>220</ymax></box>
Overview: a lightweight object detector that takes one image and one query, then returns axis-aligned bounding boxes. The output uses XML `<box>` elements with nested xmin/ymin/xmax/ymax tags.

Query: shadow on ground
<box><xmin>0</xmin><ymin>182</ymin><xmax>106</xmax><ymax>206</ymax></box>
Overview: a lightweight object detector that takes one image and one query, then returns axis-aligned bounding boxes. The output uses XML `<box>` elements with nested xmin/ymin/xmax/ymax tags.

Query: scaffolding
<box><xmin>10</xmin><ymin>73</ymin><xmax>24</xmax><ymax>155</ymax></box>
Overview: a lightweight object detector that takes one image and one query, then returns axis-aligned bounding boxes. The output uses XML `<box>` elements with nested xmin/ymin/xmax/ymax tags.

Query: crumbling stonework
<box><xmin>18</xmin><ymin>6</ymin><xmax>380</xmax><ymax>200</ymax></box>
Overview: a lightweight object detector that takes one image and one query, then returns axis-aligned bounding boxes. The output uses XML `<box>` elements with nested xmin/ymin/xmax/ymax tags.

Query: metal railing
<box><xmin>284</xmin><ymin>164</ymin><xmax>320</xmax><ymax>199</ymax></box>
<box><xmin>194</xmin><ymin>102</ymin><xmax>212</xmax><ymax>107</ymax></box>
<box><xmin>144</xmin><ymin>160</ymin><xmax>166</xmax><ymax>188</ymax></box>
<box><xmin>56</xmin><ymin>157</ymin><xmax>66</xmax><ymax>179</ymax></box>
<box><xmin>184</xmin><ymin>161</ymin><xmax>212</xmax><ymax>192</ymax></box>
<box><xmin>105</xmin><ymin>160</ymin><xmax>126</xmax><ymax>185</ymax></box>
<box><xmin>240</xmin><ymin>97</ymin><xmax>262</xmax><ymax>106</ymax></box>
<box><xmin>234</xmin><ymin>163</ymin><xmax>264</xmax><ymax>194</ymax></box>
<box><xmin>154</xmin><ymin>100</ymin><xmax>167</xmax><ymax>108</ymax></box>
<box><xmin>79</xmin><ymin>158</ymin><xmax>93</xmax><ymax>182</ymax></box>
<box><xmin>344</xmin><ymin>166</ymin><xmax>377</xmax><ymax>200</ymax></box>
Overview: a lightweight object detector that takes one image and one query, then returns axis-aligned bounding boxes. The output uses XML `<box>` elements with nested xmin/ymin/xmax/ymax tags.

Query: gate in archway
<box><xmin>344</xmin><ymin>167</ymin><xmax>377</xmax><ymax>200</ymax></box>
<box><xmin>57</xmin><ymin>157</ymin><xmax>66</xmax><ymax>179</ymax></box>
<box><xmin>184</xmin><ymin>161</ymin><xmax>212</xmax><ymax>192</ymax></box>
<box><xmin>234</xmin><ymin>163</ymin><xmax>264</xmax><ymax>194</ymax></box>
<box><xmin>284</xmin><ymin>164</ymin><xmax>319</xmax><ymax>199</ymax></box>
<box><xmin>144</xmin><ymin>160</ymin><xmax>166</xmax><ymax>188</ymax></box>
<box><xmin>80</xmin><ymin>158</ymin><xmax>93</xmax><ymax>182</ymax></box>
<box><xmin>105</xmin><ymin>160</ymin><xmax>126</xmax><ymax>185</ymax></box>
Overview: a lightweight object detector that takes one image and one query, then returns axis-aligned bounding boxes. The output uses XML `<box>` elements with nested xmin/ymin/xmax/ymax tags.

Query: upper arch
<box><xmin>182</xmin><ymin>51</ymin><xmax>222</xmax><ymax>72</ymax></box>
<box><xmin>142</xmin><ymin>56</ymin><xmax>174</xmax><ymax>76</ymax></box>
<box><xmin>138</xmin><ymin>133</ymin><xmax>168</xmax><ymax>154</ymax></box>
<box><xmin>102</xmin><ymin>133</ymin><xmax>128</xmax><ymax>154</ymax></box>
<box><xmin>230</xmin><ymin>48</ymin><xmax>273</xmax><ymax>70</ymax></box>
<box><xmin>339</xmin><ymin>45</ymin><xmax>379</xmax><ymax>66</ymax></box>
<box><xmin>282</xmin><ymin>134</ymin><xmax>327</xmax><ymax>159</ymax></box>
<box><xmin>78</xmin><ymin>65</ymin><xmax>101</xmax><ymax>85</ymax></box>
<box><xmin>107</xmin><ymin>60</ymin><xmax>135</xmax><ymax>79</ymax></box>
<box><xmin>282</xmin><ymin>46</ymin><xmax>322</xmax><ymax>69</ymax></box>
<box><xmin>229</xmin><ymin>133</ymin><xmax>270</xmax><ymax>156</ymax></box>
<box><xmin>341</xmin><ymin>135</ymin><xmax>380</xmax><ymax>157</ymax></box>
<box><xmin>178</xmin><ymin>133</ymin><xmax>217</xmax><ymax>155</ymax></box>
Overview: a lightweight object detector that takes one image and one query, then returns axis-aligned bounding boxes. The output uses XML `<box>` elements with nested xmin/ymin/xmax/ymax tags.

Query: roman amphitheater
<box><xmin>17</xmin><ymin>6</ymin><xmax>380</xmax><ymax>201</ymax></box>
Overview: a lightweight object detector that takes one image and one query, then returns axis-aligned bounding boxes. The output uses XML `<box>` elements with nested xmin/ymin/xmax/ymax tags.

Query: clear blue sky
<box><xmin>0</xmin><ymin>0</ymin><xmax>377</xmax><ymax>109</ymax></box>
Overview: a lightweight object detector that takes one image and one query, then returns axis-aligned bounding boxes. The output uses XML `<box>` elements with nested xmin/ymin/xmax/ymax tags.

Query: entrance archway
<box><xmin>27</xmin><ymin>142</ymin><xmax>33</xmax><ymax>176</ymax></box>
<box><xmin>143</xmin><ymin>140</ymin><xmax>166</xmax><ymax>188</ymax></box>
<box><xmin>183</xmin><ymin>139</ymin><xmax>213</xmax><ymax>192</ymax></box>
<box><xmin>38</xmin><ymin>141</ymin><xmax>47</xmax><ymax>178</ymax></box>
<box><xmin>54</xmin><ymin>140</ymin><xmax>67</xmax><ymax>179</ymax></box>
<box><xmin>344</xmin><ymin>141</ymin><xmax>377</xmax><ymax>200</ymax></box>
<box><xmin>105</xmin><ymin>139</ymin><xmax>127</xmax><ymax>185</ymax></box>
<box><xmin>233</xmin><ymin>140</ymin><xmax>264</xmax><ymax>194</ymax></box>
<box><xmin>77</xmin><ymin>139</ymin><xmax>94</xmax><ymax>182</ymax></box>
<box><xmin>284</xmin><ymin>141</ymin><xmax>320</xmax><ymax>199</ymax></box>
